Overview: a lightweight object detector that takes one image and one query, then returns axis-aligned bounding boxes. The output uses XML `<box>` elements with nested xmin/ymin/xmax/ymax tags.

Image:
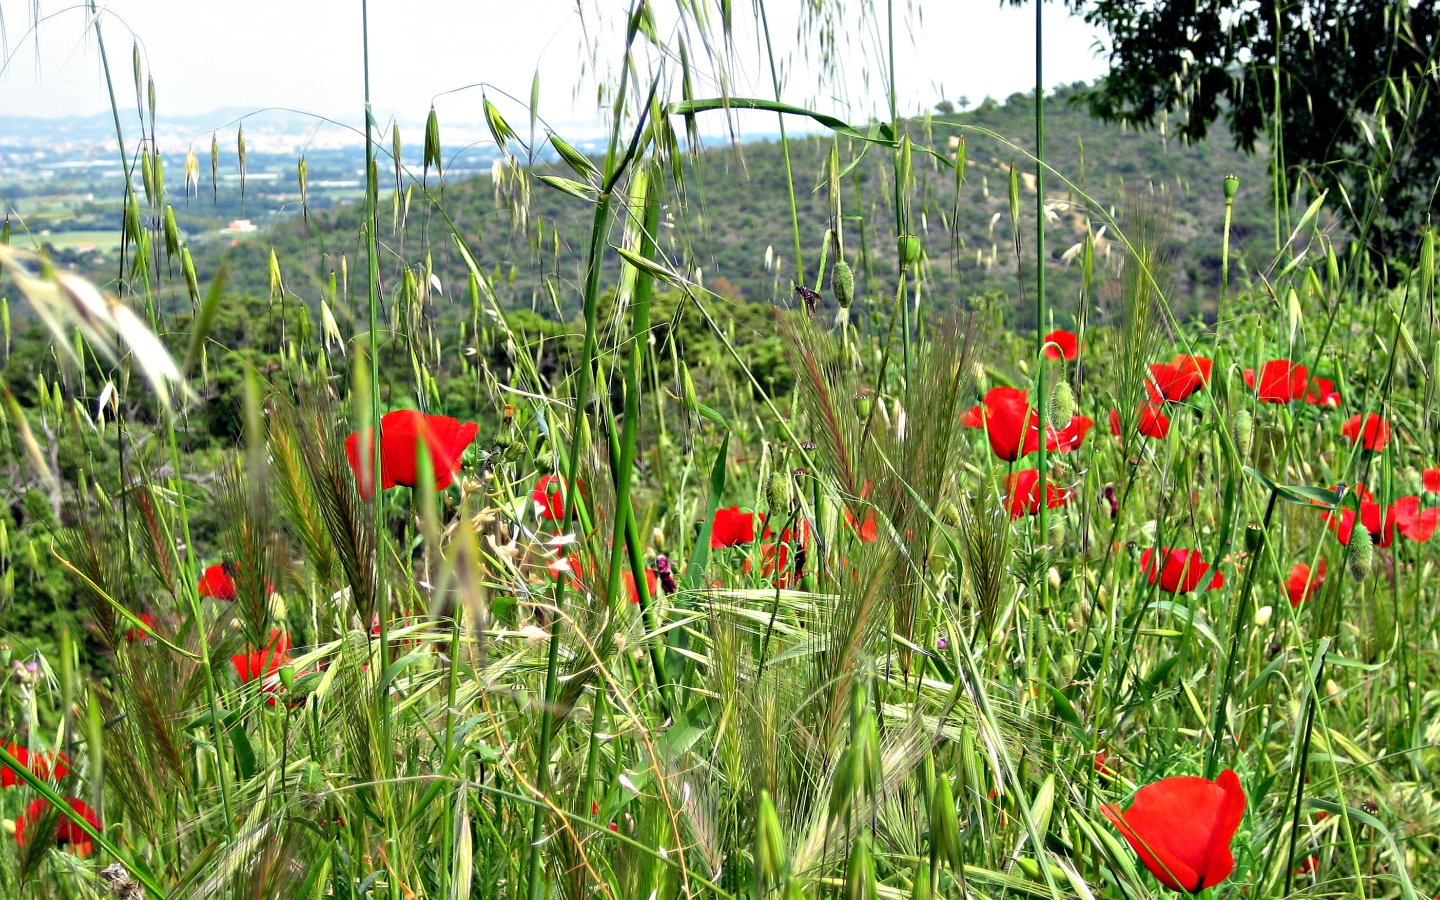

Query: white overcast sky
<box><xmin>1</xmin><ymin>1</ymin><xmax>1107</xmax><ymax>133</ymax></box>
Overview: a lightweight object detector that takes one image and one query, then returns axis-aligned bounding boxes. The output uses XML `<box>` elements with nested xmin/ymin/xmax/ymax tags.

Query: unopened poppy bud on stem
<box><xmin>766</xmin><ymin>471</ymin><xmax>791</xmax><ymax>512</ymax></box>
<box><xmin>833</xmin><ymin>259</ymin><xmax>854</xmax><ymax>308</ymax></box>
<box><xmin>1346</xmin><ymin>526</ymin><xmax>1373</xmax><ymax>580</ymax></box>
<box><xmin>1050</xmin><ymin>380</ymin><xmax>1074</xmax><ymax>425</ymax></box>
<box><xmin>1233</xmin><ymin>409</ymin><xmax>1253</xmax><ymax>458</ymax></box>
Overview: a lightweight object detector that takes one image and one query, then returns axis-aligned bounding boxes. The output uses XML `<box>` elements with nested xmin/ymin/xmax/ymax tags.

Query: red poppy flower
<box><xmin>1146</xmin><ymin>359</ymin><xmax>1208</xmax><ymax>403</ymax></box>
<box><xmin>1422</xmin><ymin>467</ymin><xmax>1440</xmax><ymax>493</ymax></box>
<box><xmin>1141</xmin><ymin>548</ymin><xmax>1225</xmax><ymax>593</ymax></box>
<box><xmin>962</xmin><ymin>388</ymin><xmax>1094</xmax><ymax>458</ymax></box>
<box><xmin>1341</xmin><ymin>413</ymin><xmax>1390</xmax><ymax>452</ymax></box>
<box><xmin>124</xmin><ymin>612</ymin><xmax>158</xmax><ymax>644</ymax></box>
<box><xmin>963</xmin><ymin>387</ymin><xmax>1041</xmax><ymax>461</ymax></box>
<box><xmin>711</xmin><ymin>506</ymin><xmax>761</xmax><ymax>548</ymax></box>
<box><xmin>2</xmin><ymin>743</ymin><xmax>70</xmax><ymax>788</ymax></box>
<box><xmin>345</xmin><ymin>410</ymin><xmax>479</xmax><ymax>499</ymax></box>
<box><xmin>531</xmin><ymin>474</ymin><xmax>567</xmax><ymax>520</ymax></box>
<box><xmin>198</xmin><ymin>563</ymin><xmax>238</xmax><ymax>600</ymax></box>
<box><xmin>843</xmin><ymin>508</ymin><xmax>879</xmax><ymax>542</ymax></box>
<box><xmin>623</xmin><ymin>568</ymin><xmax>658</xmax><ymax>604</ymax></box>
<box><xmin>1325</xmin><ymin>500</ymin><xmax>1397</xmax><ymax>548</ymax></box>
<box><xmin>1103</xmin><ymin>769</ymin><xmax>1245</xmax><ymax>892</ymax></box>
<box><xmin>1109</xmin><ymin>405</ymin><xmax>1171</xmax><ymax>440</ymax></box>
<box><xmin>1395</xmin><ymin>496</ymin><xmax>1439</xmax><ymax>542</ymax></box>
<box><xmin>1303</xmin><ymin>377</ymin><xmax>1341</xmax><ymax>407</ymax></box>
<box><xmin>757</xmin><ymin>520</ymin><xmax>811</xmax><ymax>588</ymax></box>
<box><xmin>1243</xmin><ymin>359</ymin><xmax>1308</xmax><ymax>403</ymax></box>
<box><xmin>232</xmin><ymin>631</ymin><xmax>293</xmax><ymax>704</ymax></box>
<box><xmin>1047</xmin><ymin>414</ymin><xmax>1096</xmax><ymax>453</ymax></box>
<box><xmin>1005</xmin><ymin>470</ymin><xmax>1071</xmax><ymax>519</ymax></box>
<box><xmin>549</xmin><ymin>552</ymin><xmax>585</xmax><ymax>585</ymax></box>
<box><xmin>1094</xmin><ymin>749</ymin><xmax>1118</xmax><ymax>778</ymax></box>
<box><xmin>15</xmin><ymin>797</ymin><xmax>102</xmax><ymax>856</ymax></box>
<box><xmin>1043</xmin><ymin>330</ymin><xmax>1079</xmax><ymax>361</ymax></box>
<box><xmin>1285</xmin><ymin>560</ymin><xmax>1325</xmax><ymax>607</ymax></box>
<box><xmin>1172</xmin><ymin>354</ymin><xmax>1213</xmax><ymax>385</ymax></box>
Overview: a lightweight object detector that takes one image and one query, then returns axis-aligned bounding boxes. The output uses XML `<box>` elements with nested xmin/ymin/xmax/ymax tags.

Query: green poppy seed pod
<box><xmin>897</xmin><ymin>234</ymin><xmax>923</xmax><ymax>268</ymax></box>
<box><xmin>1233</xmin><ymin>408</ymin><xmax>1254</xmax><ymax>459</ymax></box>
<box><xmin>855</xmin><ymin>392</ymin><xmax>873</xmax><ymax>420</ymax></box>
<box><xmin>833</xmin><ymin>258</ymin><xmax>855</xmax><ymax>308</ymax></box>
<box><xmin>1346</xmin><ymin>526</ymin><xmax>1374</xmax><ymax>580</ymax></box>
<box><xmin>1244</xmin><ymin>522</ymin><xmax>1266</xmax><ymax>553</ymax></box>
<box><xmin>279</xmin><ymin>665</ymin><xmax>296</xmax><ymax>691</ymax></box>
<box><xmin>845</xmin><ymin>835</ymin><xmax>876</xmax><ymax>900</ymax></box>
<box><xmin>1050</xmin><ymin>380</ymin><xmax>1074</xmax><ymax>425</ymax></box>
<box><xmin>767</xmin><ymin>470</ymin><xmax>792</xmax><ymax>513</ymax></box>
<box><xmin>1223</xmin><ymin>173</ymin><xmax>1240</xmax><ymax>200</ymax></box>
<box><xmin>757</xmin><ymin>790</ymin><xmax>786</xmax><ymax>881</ymax></box>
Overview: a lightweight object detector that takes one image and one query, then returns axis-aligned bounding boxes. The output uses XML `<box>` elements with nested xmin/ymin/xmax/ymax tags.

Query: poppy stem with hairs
<box><xmin>1033</xmin><ymin>0</ymin><xmax>1050</xmax><ymax>632</ymax></box>
<box><xmin>527</xmin><ymin>10</ymin><xmax>642</xmax><ymax>896</ymax></box>
<box><xmin>1282</xmin><ymin>639</ymin><xmax>1329</xmax><ymax>899</ymax></box>
<box><xmin>1206</xmin><ymin>487</ymin><xmax>1279</xmax><ymax>779</ymax></box>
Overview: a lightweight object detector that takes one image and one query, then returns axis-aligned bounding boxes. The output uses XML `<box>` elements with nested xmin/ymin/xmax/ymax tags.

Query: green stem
<box><xmin>1206</xmin><ymin>488</ymin><xmax>1280</xmax><ymax>778</ymax></box>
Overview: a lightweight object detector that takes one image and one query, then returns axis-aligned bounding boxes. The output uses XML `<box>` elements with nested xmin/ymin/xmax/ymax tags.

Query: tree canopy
<box><xmin>1039</xmin><ymin>0</ymin><xmax>1440</xmax><ymax>261</ymax></box>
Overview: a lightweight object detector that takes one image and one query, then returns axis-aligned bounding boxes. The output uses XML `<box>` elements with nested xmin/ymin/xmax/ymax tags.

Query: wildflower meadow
<box><xmin>2</xmin><ymin>1</ymin><xmax>1440</xmax><ymax>898</ymax></box>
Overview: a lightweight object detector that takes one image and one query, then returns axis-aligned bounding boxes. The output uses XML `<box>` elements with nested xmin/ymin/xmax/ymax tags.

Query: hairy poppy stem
<box><xmin>1207</xmin><ymin>488</ymin><xmax>1279</xmax><ymax>778</ymax></box>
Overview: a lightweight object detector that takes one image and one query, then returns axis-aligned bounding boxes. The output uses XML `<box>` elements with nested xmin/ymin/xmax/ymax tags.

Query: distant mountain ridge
<box><xmin>199</xmin><ymin>83</ymin><xmax>1274</xmax><ymax>331</ymax></box>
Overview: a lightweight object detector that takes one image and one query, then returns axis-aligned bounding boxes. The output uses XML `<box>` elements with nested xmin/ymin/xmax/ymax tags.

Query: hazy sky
<box><xmin>2</xmin><ymin>1</ymin><xmax>1107</xmax><ymax>132</ymax></box>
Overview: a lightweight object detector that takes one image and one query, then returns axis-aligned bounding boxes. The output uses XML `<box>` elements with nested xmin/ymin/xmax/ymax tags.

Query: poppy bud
<box><xmin>1233</xmin><ymin>409</ymin><xmax>1253</xmax><ymax>458</ymax></box>
<box><xmin>833</xmin><ymin>259</ymin><xmax>854</xmax><ymax>309</ymax></box>
<box><xmin>1047</xmin><ymin>567</ymin><xmax>1062</xmax><ymax>593</ymax></box>
<box><xmin>767</xmin><ymin>471</ymin><xmax>792</xmax><ymax>513</ymax></box>
<box><xmin>1223</xmin><ymin>173</ymin><xmax>1240</xmax><ymax>200</ymax></box>
<box><xmin>1253</xmin><ymin>605</ymin><xmax>1273</xmax><ymax>627</ymax></box>
<box><xmin>897</xmin><ymin>233</ymin><xmax>923</xmax><ymax>268</ymax></box>
<box><xmin>278</xmin><ymin>665</ymin><xmax>296</xmax><ymax>691</ymax></box>
<box><xmin>941</xmin><ymin>504</ymin><xmax>961</xmax><ymax>528</ymax></box>
<box><xmin>1050</xmin><ymin>380</ymin><xmax>1074</xmax><ymax>425</ymax></box>
<box><xmin>1346</xmin><ymin>525</ymin><xmax>1373</xmax><ymax>580</ymax></box>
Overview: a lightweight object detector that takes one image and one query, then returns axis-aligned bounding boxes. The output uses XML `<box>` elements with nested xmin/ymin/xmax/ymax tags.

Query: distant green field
<box><xmin>27</xmin><ymin>229</ymin><xmax>124</xmax><ymax>251</ymax></box>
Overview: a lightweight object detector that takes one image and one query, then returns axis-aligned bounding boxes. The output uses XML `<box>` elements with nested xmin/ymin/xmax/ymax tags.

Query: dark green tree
<box><xmin>1035</xmin><ymin>0</ymin><xmax>1440</xmax><ymax>262</ymax></box>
